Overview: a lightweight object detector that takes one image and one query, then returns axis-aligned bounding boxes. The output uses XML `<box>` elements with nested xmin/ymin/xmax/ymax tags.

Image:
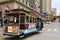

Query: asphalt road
<box><xmin>0</xmin><ymin>22</ymin><xmax>60</xmax><ymax>40</ymax></box>
<box><xmin>22</xmin><ymin>22</ymin><xmax>60</xmax><ymax>40</ymax></box>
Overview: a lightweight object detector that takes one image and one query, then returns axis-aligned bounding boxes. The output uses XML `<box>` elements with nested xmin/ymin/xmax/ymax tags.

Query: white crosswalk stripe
<box><xmin>47</xmin><ymin>28</ymin><xmax>58</xmax><ymax>32</ymax></box>
<box><xmin>47</xmin><ymin>28</ymin><xmax>51</xmax><ymax>31</ymax></box>
<box><xmin>53</xmin><ymin>29</ymin><xmax>57</xmax><ymax>31</ymax></box>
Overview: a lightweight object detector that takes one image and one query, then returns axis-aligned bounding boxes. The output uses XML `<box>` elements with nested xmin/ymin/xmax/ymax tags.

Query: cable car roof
<box><xmin>11</xmin><ymin>9</ymin><xmax>30</xmax><ymax>13</ymax></box>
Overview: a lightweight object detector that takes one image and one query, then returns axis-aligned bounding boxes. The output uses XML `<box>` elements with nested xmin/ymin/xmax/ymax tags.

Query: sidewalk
<box><xmin>0</xmin><ymin>27</ymin><xmax>3</xmax><ymax>31</ymax></box>
<box><xmin>42</xmin><ymin>23</ymin><xmax>52</xmax><ymax>31</ymax></box>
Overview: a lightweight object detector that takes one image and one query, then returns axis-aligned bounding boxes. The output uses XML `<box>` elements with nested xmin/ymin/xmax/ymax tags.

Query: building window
<box><xmin>18</xmin><ymin>6</ymin><xmax>20</xmax><ymax>8</ymax></box>
<box><xmin>16</xmin><ymin>0</ymin><xmax>20</xmax><ymax>1</ymax></box>
<box><xmin>23</xmin><ymin>0</ymin><xmax>24</xmax><ymax>3</ymax></box>
<box><xmin>29</xmin><ymin>0</ymin><xmax>34</xmax><ymax>8</ymax></box>
<box><xmin>26</xmin><ymin>1</ymin><xmax>27</xmax><ymax>5</ymax></box>
<box><xmin>20</xmin><ymin>0</ymin><xmax>24</xmax><ymax>4</ymax></box>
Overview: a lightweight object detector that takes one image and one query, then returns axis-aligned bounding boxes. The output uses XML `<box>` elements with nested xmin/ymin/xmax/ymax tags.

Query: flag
<box><xmin>36</xmin><ymin>5</ymin><xmax>40</xmax><ymax>12</ymax></box>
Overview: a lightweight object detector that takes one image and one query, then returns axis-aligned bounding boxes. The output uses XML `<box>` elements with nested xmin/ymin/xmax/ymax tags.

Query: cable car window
<box><xmin>26</xmin><ymin>16</ymin><xmax>29</xmax><ymax>23</ymax></box>
<box><xmin>5</xmin><ymin>13</ymin><xmax>19</xmax><ymax>24</ymax></box>
<box><xmin>20</xmin><ymin>15</ymin><xmax>25</xmax><ymax>23</ymax></box>
<box><xmin>30</xmin><ymin>17</ymin><xmax>33</xmax><ymax>23</ymax></box>
<box><xmin>0</xmin><ymin>13</ymin><xmax>2</xmax><ymax>17</ymax></box>
<box><xmin>14</xmin><ymin>13</ymin><xmax>19</xmax><ymax>24</ymax></box>
<box><xmin>32</xmin><ymin>17</ymin><xmax>34</xmax><ymax>23</ymax></box>
<box><xmin>34</xmin><ymin>18</ymin><xmax>35</xmax><ymax>23</ymax></box>
<box><xmin>9</xmin><ymin>16</ymin><xmax>14</xmax><ymax>23</ymax></box>
<box><xmin>33</xmin><ymin>17</ymin><xmax>34</xmax><ymax>23</ymax></box>
<box><xmin>14</xmin><ymin>17</ymin><xmax>19</xmax><ymax>24</ymax></box>
<box><xmin>35</xmin><ymin>18</ymin><xmax>36</xmax><ymax>23</ymax></box>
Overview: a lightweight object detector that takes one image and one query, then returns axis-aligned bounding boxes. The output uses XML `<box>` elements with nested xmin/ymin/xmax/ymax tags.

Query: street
<box><xmin>22</xmin><ymin>22</ymin><xmax>60</xmax><ymax>40</ymax></box>
<box><xmin>0</xmin><ymin>22</ymin><xmax>60</xmax><ymax>40</ymax></box>
<box><xmin>0</xmin><ymin>0</ymin><xmax>59</xmax><ymax>40</ymax></box>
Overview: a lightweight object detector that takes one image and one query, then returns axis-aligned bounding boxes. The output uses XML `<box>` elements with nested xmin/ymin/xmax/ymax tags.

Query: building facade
<box><xmin>51</xmin><ymin>8</ymin><xmax>56</xmax><ymax>16</ymax></box>
<box><xmin>42</xmin><ymin>0</ymin><xmax>51</xmax><ymax>14</ymax></box>
<box><xmin>0</xmin><ymin>0</ymin><xmax>42</xmax><ymax>27</ymax></box>
<box><xmin>0</xmin><ymin>0</ymin><xmax>42</xmax><ymax>15</ymax></box>
<box><xmin>50</xmin><ymin>8</ymin><xmax>57</xmax><ymax>20</ymax></box>
<box><xmin>42</xmin><ymin>0</ymin><xmax>52</xmax><ymax>19</ymax></box>
<box><xmin>42</xmin><ymin>0</ymin><xmax>47</xmax><ymax>13</ymax></box>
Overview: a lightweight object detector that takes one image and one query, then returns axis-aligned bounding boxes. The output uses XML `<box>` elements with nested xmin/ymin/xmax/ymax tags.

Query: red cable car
<box><xmin>3</xmin><ymin>9</ymin><xmax>43</xmax><ymax>38</ymax></box>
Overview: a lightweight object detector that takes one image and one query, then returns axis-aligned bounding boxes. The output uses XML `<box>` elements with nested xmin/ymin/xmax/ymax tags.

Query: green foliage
<box><xmin>53</xmin><ymin>16</ymin><xmax>60</xmax><ymax>20</ymax></box>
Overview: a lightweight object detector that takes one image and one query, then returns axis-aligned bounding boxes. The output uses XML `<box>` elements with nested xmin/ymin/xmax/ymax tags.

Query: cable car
<box><xmin>3</xmin><ymin>9</ymin><xmax>43</xmax><ymax>38</ymax></box>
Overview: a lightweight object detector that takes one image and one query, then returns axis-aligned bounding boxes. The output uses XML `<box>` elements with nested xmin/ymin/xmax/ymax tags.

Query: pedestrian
<box><xmin>36</xmin><ymin>18</ymin><xmax>43</xmax><ymax>32</ymax></box>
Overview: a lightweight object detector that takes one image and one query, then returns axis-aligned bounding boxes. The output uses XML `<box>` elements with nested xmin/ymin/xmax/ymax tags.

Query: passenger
<box><xmin>4</xmin><ymin>18</ymin><xmax>9</xmax><ymax>25</ymax></box>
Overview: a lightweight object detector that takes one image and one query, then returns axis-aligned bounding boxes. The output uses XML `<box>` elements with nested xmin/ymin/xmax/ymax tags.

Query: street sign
<box><xmin>43</xmin><ymin>12</ymin><xmax>47</xmax><ymax>16</ymax></box>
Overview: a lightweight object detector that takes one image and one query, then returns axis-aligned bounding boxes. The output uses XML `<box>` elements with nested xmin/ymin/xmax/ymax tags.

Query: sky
<box><xmin>52</xmin><ymin>0</ymin><xmax>60</xmax><ymax>16</ymax></box>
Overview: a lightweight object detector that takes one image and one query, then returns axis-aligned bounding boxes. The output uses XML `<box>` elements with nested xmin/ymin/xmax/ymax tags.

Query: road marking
<box><xmin>20</xmin><ymin>35</ymin><xmax>25</xmax><ymax>38</ymax></box>
<box><xmin>47</xmin><ymin>28</ymin><xmax>51</xmax><ymax>31</ymax></box>
<box><xmin>53</xmin><ymin>29</ymin><xmax>57</xmax><ymax>31</ymax></box>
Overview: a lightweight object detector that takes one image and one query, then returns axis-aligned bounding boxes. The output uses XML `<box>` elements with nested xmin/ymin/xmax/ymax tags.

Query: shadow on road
<box><xmin>21</xmin><ymin>32</ymin><xmax>41</xmax><ymax>40</ymax></box>
<box><xmin>4</xmin><ymin>32</ymin><xmax>41</xmax><ymax>40</ymax></box>
<box><xmin>4</xmin><ymin>36</ymin><xmax>20</xmax><ymax>40</ymax></box>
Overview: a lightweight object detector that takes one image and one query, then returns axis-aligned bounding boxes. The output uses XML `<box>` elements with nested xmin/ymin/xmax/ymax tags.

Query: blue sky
<box><xmin>52</xmin><ymin>0</ymin><xmax>60</xmax><ymax>16</ymax></box>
